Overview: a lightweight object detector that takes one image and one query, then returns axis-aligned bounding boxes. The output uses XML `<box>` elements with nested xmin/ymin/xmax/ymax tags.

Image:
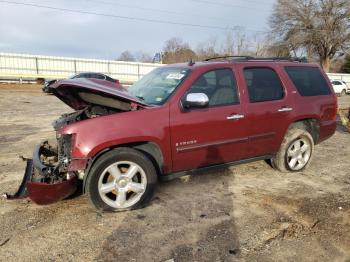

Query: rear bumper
<box><xmin>318</xmin><ymin>120</ymin><xmax>336</xmax><ymax>144</ymax></box>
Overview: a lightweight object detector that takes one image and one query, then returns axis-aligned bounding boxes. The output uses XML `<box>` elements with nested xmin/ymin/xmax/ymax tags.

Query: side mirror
<box><xmin>182</xmin><ymin>93</ymin><xmax>209</xmax><ymax>109</ymax></box>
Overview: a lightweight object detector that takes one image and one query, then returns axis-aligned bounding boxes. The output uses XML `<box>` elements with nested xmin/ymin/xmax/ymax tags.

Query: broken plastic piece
<box><xmin>26</xmin><ymin>176</ymin><xmax>77</xmax><ymax>205</ymax></box>
<box><xmin>4</xmin><ymin>159</ymin><xmax>33</xmax><ymax>199</ymax></box>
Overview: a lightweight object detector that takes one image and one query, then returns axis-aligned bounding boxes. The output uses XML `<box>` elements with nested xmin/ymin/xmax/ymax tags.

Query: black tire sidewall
<box><xmin>86</xmin><ymin>148</ymin><xmax>157</xmax><ymax>212</ymax></box>
<box><xmin>283</xmin><ymin>132</ymin><xmax>314</xmax><ymax>172</ymax></box>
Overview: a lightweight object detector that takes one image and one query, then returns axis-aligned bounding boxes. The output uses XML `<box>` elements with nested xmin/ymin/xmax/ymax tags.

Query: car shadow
<box><xmin>97</xmin><ymin>146</ymin><xmax>240</xmax><ymax>261</ymax></box>
<box><xmin>336</xmin><ymin>121</ymin><xmax>349</xmax><ymax>134</ymax></box>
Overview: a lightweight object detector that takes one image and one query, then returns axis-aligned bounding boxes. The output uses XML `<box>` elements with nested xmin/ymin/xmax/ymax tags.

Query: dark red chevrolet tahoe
<box><xmin>13</xmin><ymin>57</ymin><xmax>338</xmax><ymax>211</ymax></box>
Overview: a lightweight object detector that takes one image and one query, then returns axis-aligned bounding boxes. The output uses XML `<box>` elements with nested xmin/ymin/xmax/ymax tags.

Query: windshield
<box><xmin>128</xmin><ymin>67</ymin><xmax>191</xmax><ymax>105</ymax></box>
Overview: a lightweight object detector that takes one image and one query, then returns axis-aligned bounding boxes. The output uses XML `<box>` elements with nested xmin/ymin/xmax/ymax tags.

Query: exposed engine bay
<box><xmin>53</xmin><ymin>105</ymin><xmax>121</xmax><ymax>130</ymax></box>
<box><xmin>35</xmin><ymin>104</ymin><xmax>124</xmax><ymax>180</ymax></box>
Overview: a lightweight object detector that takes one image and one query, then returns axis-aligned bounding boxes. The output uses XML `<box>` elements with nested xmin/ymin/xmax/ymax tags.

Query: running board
<box><xmin>160</xmin><ymin>155</ymin><xmax>273</xmax><ymax>181</ymax></box>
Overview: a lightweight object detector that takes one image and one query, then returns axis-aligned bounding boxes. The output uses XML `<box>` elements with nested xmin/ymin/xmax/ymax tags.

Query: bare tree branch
<box><xmin>270</xmin><ymin>0</ymin><xmax>350</xmax><ymax>72</ymax></box>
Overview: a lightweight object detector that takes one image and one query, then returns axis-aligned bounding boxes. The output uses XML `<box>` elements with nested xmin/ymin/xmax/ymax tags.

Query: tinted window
<box><xmin>332</xmin><ymin>81</ymin><xmax>343</xmax><ymax>85</ymax></box>
<box><xmin>244</xmin><ymin>68</ymin><xmax>284</xmax><ymax>103</ymax></box>
<box><xmin>93</xmin><ymin>74</ymin><xmax>106</xmax><ymax>80</ymax></box>
<box><xmin>81</xmin><ymin>73</ymin><xmax>90</xmax><ymax>78</ymax></box>
<box><xmin>187</xmin><ymin>68</ymin><xmax>239</xmax><ymax>106</ymax></box>
<box><xmin>285</xmin><ymin>67</ymin><xmax>331</xmax><ymax>96</ymax></box>
<box><xmin>75</xmin><ymin>73</ymin><xmax>89</xmax><ymax>79</ymax></box>
<box><xmin>105</xmin><ymin>75</ymin><xmax>116</xmax><ymax>82</ymax></box>
<box><xmin>71</xmin><ymin>73</ymin><xmax>83</xmax><ymax>79</ymax></box>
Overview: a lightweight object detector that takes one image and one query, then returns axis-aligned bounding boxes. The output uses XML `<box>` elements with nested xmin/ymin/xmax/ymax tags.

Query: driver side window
<box><xmin>187</xmin><ymin>68</ymin><xmax>239</xmax><ymax>107</ymax></box>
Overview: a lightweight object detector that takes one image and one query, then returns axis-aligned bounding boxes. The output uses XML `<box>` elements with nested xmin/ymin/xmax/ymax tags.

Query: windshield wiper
<box><xmin>136</xmin><ymin>95</ymin><xmax>145</xmax><ymax>101</ymax></box>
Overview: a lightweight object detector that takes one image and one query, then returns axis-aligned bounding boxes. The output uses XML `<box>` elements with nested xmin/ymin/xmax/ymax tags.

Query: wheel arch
<box><xmin>288</xmin><ymin>118</ymin><xmax>320</xmax><ymax>144</ymax></box>
<box><xmin>82</xmin><ymin>141</ymin><xmax>164</xmax><ymax>193</ymax></box>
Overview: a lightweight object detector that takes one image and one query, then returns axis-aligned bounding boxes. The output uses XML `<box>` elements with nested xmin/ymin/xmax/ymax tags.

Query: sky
<box><xmin>0</xmin><ymin>0</ymin><xmax>276</xmax><ymax>60</ymax></box>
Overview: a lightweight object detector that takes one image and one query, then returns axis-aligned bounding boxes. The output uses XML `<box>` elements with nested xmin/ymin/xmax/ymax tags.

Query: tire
<box><xmin>271</xmin><ymin>127</ymin><xmax>314</xmax><ymax>172</ymax></box>
<box><xmin>86</xmin><ymin>147</ymin><xmax>157</xmax><ymax>211</ymax></box>
<box><xmin>340</xmin><ymin>89</ymin><xmax>346</xmax><ymax>97</ymax></box>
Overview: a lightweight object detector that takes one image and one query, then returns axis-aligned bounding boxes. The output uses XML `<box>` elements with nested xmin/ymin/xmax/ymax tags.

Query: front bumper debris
<box><xmin>26</xmin><ymin>176</ymin><xmax>77</xmax><ymax>205</ymax></box>
<box><xmin>3</xmin><ymin>141</ymin><xmax>77</xmax><ymax>205</ymax></box>
<box><xmin>3</xmin><ymin>159</ymin><xmax>33</xmax><ymax>199</ymax></box>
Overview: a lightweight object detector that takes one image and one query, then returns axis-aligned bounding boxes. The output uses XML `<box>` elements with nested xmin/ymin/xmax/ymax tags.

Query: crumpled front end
<box><xmin>4</xmin><ymin>77</ymin><xmax>148</xmax><ymax>205</ymax></box>
<box><xmin>4</xmin><ymin>140</ymin><xmax>78</xmax><ymax>205</ymax></box>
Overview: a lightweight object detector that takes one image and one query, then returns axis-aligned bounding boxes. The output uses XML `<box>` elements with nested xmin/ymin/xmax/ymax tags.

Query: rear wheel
<box><xmin>86</xmin><ymin>148</ymin><xmax>157</xmax><ymax>211</ymax></box>
<box><xmin>340</xmin><ymin>89</ymin><xmax>346</xmax><ymax>96</ymax></box>
<box><xmin>272</xmin><ymin>127</ymin><xmax>314</xmax><ymax>172</ymax></box>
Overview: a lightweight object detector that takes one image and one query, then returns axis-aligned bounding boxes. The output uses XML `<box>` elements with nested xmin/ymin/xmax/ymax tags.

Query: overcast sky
<box><xmin>0</xmin><ymin>0</ymin><xmax>276</xmax><ymax>59</ymax></box>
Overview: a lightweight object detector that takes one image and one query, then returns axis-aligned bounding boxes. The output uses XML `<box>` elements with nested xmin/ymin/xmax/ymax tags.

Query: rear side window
<box><xmin>93</xmin><ymin>74</ymin><xmax>106</xmax><ymax>80</ymax></box>
<box><xmin>244</xmin><ymin>67</ymin><xmax>284</xmax><ymax>103</ymax></box>
<box><xmin>285</xmin><ymin>67</ymin><xmax>331</xmax><ymax>96</ymax></box>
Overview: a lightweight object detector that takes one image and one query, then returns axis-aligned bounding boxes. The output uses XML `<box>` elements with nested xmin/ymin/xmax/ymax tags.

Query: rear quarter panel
<box><xmin>280</xmin><ymin>64</ymin><xmax>337</xmax><ymax>144</ymax></box>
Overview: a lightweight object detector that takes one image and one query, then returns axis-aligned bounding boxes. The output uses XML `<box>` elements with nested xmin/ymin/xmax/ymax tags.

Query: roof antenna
<box><xmin>188</xmin><ymin>59</ymin><xmax>195</xmax><ymax>66</ymax></box>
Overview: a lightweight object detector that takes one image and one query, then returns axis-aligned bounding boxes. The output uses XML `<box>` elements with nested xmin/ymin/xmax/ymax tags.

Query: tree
<box><xmin>133</xmin><ymin>51</ymin><xmax>153</xmax><ymax>63</ymax></box>
<box><xmin>222</xmin><ymin>28</ymin><xmax>250</xmax><ymax>56</ymax></box>
<box><xmin>118</xmin><ymin>50</ymin><xmax>135</xmax><ymax>62</ymax></box>
<box><xmin>265</xmin><ymin>42</ymin><xmax>292</xmax><ymax>57</ymax></box>
<box><xmin>162</xmin><ymin>37</ymin><xmax>196</xmax><ymax>64</ymax></box>
<box><xmin>341</xmin><ymin>54</ymin><xmax>350</xmax><ymax>73</ymax></box>
<box><xmin>196</xmin><ymin>37</ymin><xmax>220</xmax><ymax>60</ymax></box>
<box><xmin>270</xmin><ymin>0</ymin><xmax>350</xmax><ymax>72</ymax></box>
<box><xmin>138</xmin><ymin>53</ymin><xmax>153</xmax><ymax>63</ymax></box>
<box><xmin>330</xmin><ymin>57</ymin><xmax>345</xmax><ymax>72</ymax></box>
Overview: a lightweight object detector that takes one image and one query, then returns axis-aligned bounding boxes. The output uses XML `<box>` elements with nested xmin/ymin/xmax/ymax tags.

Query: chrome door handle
<box><xmin>227</xmin><ymin>114</ymin><xmax>245</xmax><ymax>120</ymax></box>
<box><xmin>278</xmin><ymin>107</ymin><xmax>293</xmax><ymax>112</ymax></box>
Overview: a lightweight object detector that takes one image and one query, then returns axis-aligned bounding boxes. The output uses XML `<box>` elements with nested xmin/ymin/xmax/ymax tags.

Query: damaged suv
<box><xmin>8</xmin><ymin>57</ymin><xmax>337</xmax><ymax>211</ymax></box>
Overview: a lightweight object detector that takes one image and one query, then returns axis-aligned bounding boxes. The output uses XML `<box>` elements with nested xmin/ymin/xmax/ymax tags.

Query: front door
<box><xmin>170</xmin><ymin>68</ymin><xmax>250</xmax><ymax>172</ymax></box>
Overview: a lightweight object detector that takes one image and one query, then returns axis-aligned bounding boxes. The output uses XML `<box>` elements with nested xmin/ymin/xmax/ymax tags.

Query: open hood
<box><xmin>49</xmin><ymin>78</ymin><xmax>148</xmax><ymax>111</ymax></box>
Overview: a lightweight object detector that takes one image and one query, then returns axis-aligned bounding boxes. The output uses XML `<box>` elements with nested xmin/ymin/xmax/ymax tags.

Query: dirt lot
<box><xmin>0</xmin><ymin>84</ymin><xmax>349</xmax><ymax>262</ymax></box>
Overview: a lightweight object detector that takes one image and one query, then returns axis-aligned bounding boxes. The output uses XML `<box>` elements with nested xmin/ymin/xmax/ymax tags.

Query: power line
<box><xmin>0</xmin><ymin>1</ymin><xmax>341</xmax><ymax>33</ymax></box>
<box><xmin>0</xmin><ymin>0</ymin><xmax>269</xmax><ymax>33</ymax></box>
<box><xmin>189</xmin><ymin>0</ymin><xmax>349</xmax><ymax>19</ymax></box>
<box><xmin>189</xmin><ymin>0</ymin><xmax>271</xmax><ymax>12</ymax></box>
<box><xmin>76</xmin><ymin>0</ymin><xmax>350</xmax><ymax>29</ymax></box>
<box><xmin>203</xmin><ymin>0</ymin><xmax>274</xmax><ymax>6</ymax></box>
<box><xmin>82</xmin><ymin>0</ymin><xmax>260</xmax><ymax>25</ymax></box>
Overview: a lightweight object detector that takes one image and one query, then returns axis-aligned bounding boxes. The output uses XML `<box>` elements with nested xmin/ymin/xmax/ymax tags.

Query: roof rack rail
<box><xmin>204</xmin><ymin>56</ymin><xmax>308</xmax><ymax>63</ymax></box>
<box><xmin>244</xmin><ymin>57</ymin><xmax>308</xmax><ymax>62</ymax></box>
<box><xmin>205</xmin><ymin>56</ymin><xmax>254</xmax><ymax>61</ymax></box>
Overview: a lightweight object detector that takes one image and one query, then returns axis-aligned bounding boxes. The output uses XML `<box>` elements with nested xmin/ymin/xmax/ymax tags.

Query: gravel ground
<box><xmin>0</xmin><ymin>85</ymin><xmax>349</xmax><ymax>262</ymax></box>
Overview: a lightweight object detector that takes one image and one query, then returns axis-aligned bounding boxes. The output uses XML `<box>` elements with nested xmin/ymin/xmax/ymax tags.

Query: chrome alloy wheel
<box><xmin>98</xmin><ymin>161</ymin><xmax>147</xmax><ymax>209</ymax></box>
<box><xmin>286</xmin><ymin>138</ymin><xmax>311</xmax><ymax>171</ymax></box>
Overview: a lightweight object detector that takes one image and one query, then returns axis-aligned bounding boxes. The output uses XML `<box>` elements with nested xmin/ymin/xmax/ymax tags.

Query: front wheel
<box><xmin>86</xmin><ymin>148</ymin><xmax>157</xmax><ymax>211</ymax></box>
<box><xmin>272</xmin><ymin>127</ymin><xmax>314</xmax><ymax>172</ymax></box>
<box><xmin>340</xmin><ymin>89</ymin><xmax>346</xmax><ymax>97</ymax></box>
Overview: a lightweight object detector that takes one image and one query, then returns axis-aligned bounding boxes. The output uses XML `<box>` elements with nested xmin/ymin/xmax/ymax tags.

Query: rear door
<box><xmin>169</xmin><ymin>67</ymin><xmax>250</xmax><ymax>172</ymax></box>
<box><xmin>237</xmin><ymin>65</ymin><xmax>294</xmax><ymax>156</ymax></box>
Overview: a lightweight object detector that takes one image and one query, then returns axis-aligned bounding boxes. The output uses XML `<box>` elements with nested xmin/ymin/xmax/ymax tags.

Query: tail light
<box><xmin>332</xmin><ymin>94</ymin><xmax>338</xmax><ymax>121</ymax></box>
